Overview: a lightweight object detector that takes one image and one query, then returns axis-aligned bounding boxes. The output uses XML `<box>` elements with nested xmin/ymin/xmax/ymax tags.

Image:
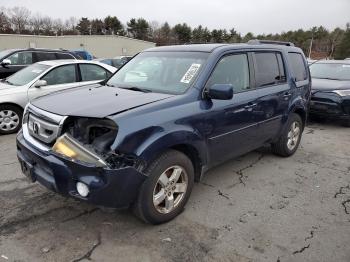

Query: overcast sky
<box><xmin>2</xmin><ymin>0</ymin><xmax>350</xmax><ymax>34</ymax></box>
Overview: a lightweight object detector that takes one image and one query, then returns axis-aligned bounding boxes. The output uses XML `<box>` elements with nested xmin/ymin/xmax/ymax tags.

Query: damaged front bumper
<box><xmin>310</xmin><ymin>91</ymin><xmax>350</xmax><ymax>120</ymax></box>
<box><xmin>16</xmin><ymin>130</ymin><xmax>147</xmax><ymax>208</ymax></box>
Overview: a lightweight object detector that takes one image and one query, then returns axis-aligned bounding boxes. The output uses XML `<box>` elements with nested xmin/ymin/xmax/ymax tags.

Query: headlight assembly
<box><xmin>52</xmin><ymin>133</ymin><xmax>107</xmax><ymax>167</ymax></box>
<box><xmin>333</xmin><ymin>89</ymin><xmax>350</xmax><ymax>97</ymax></box>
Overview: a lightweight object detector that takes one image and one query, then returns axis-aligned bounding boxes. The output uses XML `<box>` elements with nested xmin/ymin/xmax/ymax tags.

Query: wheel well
<box><xmin>293</xmin><ymin>108</ymin><xmax>306</xmax><ymax>129</ymax></box>
<box><xmin>171</xmin><ymin>144</ymin><xmax>202</xmax><ymax>182</ymax></box>
<box><xmin>0</xmin><ymin>102</ymin><xmax>24</xmax><ymax>112</ymax></box>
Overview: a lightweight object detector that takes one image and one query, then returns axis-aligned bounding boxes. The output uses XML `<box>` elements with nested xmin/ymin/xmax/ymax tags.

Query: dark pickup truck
<box><xmin>17</xmin><ymin>40</ymin><xmax>311</xmax><ymax>224</ymax></box>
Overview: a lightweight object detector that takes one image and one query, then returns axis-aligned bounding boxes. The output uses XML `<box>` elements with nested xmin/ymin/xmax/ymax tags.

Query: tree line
<box><xmin>0</xmin><ymin>6</ymin><xmax>349</xmax><ymax>59</ymax></box>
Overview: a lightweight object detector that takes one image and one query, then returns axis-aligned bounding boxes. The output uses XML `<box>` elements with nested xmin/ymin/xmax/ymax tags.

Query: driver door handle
<box><xmin>283</xmin><ymin>91</ymin><xmax>292</xmax><ymax>97</ymax></box>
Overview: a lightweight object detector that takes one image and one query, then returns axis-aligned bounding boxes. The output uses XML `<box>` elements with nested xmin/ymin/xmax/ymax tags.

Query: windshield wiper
<box><xmin>117</xmin><ymin>86</ymin><xmax>152</xmax><ymax>93</ymax></box>
<box><xmin>1</xmin><ymin>79</ymin><xmax>13</xmax><ymax>85</ymax></box>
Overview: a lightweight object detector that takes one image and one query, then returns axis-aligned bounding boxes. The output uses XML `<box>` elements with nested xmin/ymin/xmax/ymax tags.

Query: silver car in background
<box><xmin>0</xmin><ymin>60</ymin><xmax>116</xmax><ymax>134</ymax></box>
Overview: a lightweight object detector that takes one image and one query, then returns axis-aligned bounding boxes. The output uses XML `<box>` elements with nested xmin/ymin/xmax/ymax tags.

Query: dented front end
<box><xmin>16</xmin><ymin>105</ymin><xmax>147</xmax><ymax>208</ymax></box>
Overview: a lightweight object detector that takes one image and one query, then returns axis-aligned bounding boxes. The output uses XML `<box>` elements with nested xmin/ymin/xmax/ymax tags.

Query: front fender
<box><xmin>137</xmin><ymin>129</ymin><xmax>207</xmax><ymax>164</ymax></box>
<box><xmin>112</xmin><ymin>124</ymin><xmax>207</xmax><ymax>167</ymax></box>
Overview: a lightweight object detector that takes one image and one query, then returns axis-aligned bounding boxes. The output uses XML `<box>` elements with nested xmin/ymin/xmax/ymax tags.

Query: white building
<box><xmin>0</xmin><ymin>34</ymin><xmax>155</xmax><ymax>58</ymax></box>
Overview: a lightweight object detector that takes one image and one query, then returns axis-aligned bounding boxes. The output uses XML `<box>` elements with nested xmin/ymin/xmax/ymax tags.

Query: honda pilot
<box><xmin>17</xmin><ymin>40</ymin><xmax>311</xmax><ymax>224</ymax></box>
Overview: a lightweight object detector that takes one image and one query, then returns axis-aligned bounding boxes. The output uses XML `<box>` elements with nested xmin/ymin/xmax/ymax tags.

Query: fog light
<box><xmin>76</xmin><ymin>182</ymin><xmax>89</xmax><ymax>197</ymax></box>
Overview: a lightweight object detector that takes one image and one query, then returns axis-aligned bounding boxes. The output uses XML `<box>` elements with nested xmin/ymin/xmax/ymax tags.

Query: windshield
<box><xmin>310</xmin><ymin>63</ymin><xmax>350</xmax><ymax>81</ymax></box>
<box><xmin>0</xmin><ymin>49</ymin><xmax>13</xmax><ymax>60</ymax></box>
<box><xmin>107</xmin><ymin>51</ymin><xmax>208</xmax><ymax>94</ymax></box>
<box><xmin>5</xmin><ymin>63</ymin><xmax>50</xmax><ymax>86</ymax></box>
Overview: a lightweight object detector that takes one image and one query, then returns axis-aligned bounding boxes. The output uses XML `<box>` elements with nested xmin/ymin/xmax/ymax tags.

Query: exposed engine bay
<box><xmin>59</xmin><ymin>117</ymin><xmax>144</xmax><ymax>170</ymax></box>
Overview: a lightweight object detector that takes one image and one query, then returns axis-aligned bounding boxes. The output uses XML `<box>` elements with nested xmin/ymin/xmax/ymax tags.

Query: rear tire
<box><xmin>272</xmin><ymin>113</ymin><xmax>303</xmax><ymax>157</ymax></box>
<box><xmin>133</xmin><ymin>150</ymin><xmax>194</xmax><ymax>224</ymax></box>
<box><xmin>0</xmin><ymin>105</ymin><xmax>22</xmax><ymax>135</ymax></box>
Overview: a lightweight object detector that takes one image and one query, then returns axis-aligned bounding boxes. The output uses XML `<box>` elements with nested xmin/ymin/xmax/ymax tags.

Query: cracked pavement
<box><xmin>0</xmin><ymin>121</ymin><xmax>350</xmax><ymax>262</ymax></box>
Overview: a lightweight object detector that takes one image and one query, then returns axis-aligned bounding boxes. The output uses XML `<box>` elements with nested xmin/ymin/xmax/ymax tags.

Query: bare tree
<box><xmin>8</xmin><ymin>6</ymin><xmax>31</xmax><ymax>33</ymax></box>
<box><xmin>149</xmin><ymin>20</ymin><xmax>160</xmax><ymax>42</ymax></box>
<box><xmin>64</xmin><ymin>16</ymin><xmax>78</xmax><ymax>34</ymax></box>
<box><xmin>0</xmin><ymin>7</ymin><xmax>12</xmax><ymax>33</ymax></box>
<box><xmin>30</xmin><ymin>13</ymin><xmax>44</xmax><ymax>35</ymax></box>
<box><xmin>53</xmin><ymin>18</ymin><xmax>64</xmax><ymax>35</ymax></box>
<box><xmin>41</xmin><ymin>16</ymin><xmax>53</xmax><ymax>35</ymax></box>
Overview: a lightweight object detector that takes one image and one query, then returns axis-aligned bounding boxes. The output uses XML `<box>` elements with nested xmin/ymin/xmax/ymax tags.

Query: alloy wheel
<box><xmin>153</xmin><ymin>165</ymin><xmax>188</xmax><ymax>214</ymax></box>
<box><xmin>287</xmin><ymin>121</ymin><xmax>300</xmax><ymax>151</ymax></box>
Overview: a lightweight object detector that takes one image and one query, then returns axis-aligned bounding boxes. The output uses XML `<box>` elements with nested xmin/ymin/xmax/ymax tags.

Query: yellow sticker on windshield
<box><xmin>180</xmin><ymin>64</ymin><xmax>201</xmax><ymax>84</ymax></box>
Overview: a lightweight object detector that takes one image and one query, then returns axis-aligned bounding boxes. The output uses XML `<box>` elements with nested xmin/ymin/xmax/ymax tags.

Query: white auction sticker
<box><xmin>180</xmin><ymin>64</ymin><xmax>201</xmax><ymax>84</ymax></box>
<box><xmin>32</xmin><ymin>69</ymin><xmax>43</xmax><ymax>74</ymax></box>
<box><xmin>342</xmin><ymin>65</ymin><xmax>350</xmax><ymax>67</ymax></box>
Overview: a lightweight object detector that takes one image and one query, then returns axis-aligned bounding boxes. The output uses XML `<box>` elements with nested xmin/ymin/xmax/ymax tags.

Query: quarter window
<box><xmin>36</xmin><ymin>52</ymin><xmax>57</xmax><ymax>61</ymax></box>
<box><xmin>7</xmin><ymin>52</ymin><xmax>33</xmax><ymax>65</ymax></box>
<box><xmin>41</xmin><ymin>65</ymin><xmax>76</xmax><ymax>85</ymax></box>
<box><xmin>79</xmin><ymin>64</ymin><xmax>110</xmax><ymax>81</ymax></box>
<box><xmin>56</xmin><ymin>53</ymin><xmax>75</xmax><ymax>59</ymax></box>
<box><xmin>254</xmin><ymin>52</ymin><xmax>284</xmax><ymax>87</ymax></box>
<box><xmin>288</xmin><ymin>53</ymin><xmax>307</xmax><ymax>81</ymax></box>
<box><xmin>206</xmin><ymin>53</ymin><xmax>250</xmax><ymax>93</ymax></box>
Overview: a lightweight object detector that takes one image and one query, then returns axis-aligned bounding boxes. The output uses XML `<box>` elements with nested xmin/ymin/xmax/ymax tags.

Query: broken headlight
<box><xmin>52</xmin><ymin>133</ymin><xmax>107</xmax><ymax>167</ymax></box>
<box><xmin>54</xmin><ymin>117</ymin><xmax>119</xmax><ymax>167</ymax></box>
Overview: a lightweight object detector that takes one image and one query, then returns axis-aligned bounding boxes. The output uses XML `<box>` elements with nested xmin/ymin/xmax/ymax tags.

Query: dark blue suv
<box><xmin>16</xmin><ymin>40</ymin><xmax>311</xmax><ymax>224</ymax></box>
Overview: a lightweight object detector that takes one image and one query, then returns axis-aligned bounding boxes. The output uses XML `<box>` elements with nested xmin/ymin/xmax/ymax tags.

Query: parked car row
<box><xmin>0</xmin><ymin>40</ymin><xmax>347</xmax><ymax>224</ymax></box>
<box><xmin>0</xmin><ymin>48</ymin><xmax>129</xmax><ymax>79</ymax></box>
<box><xmin>0</xmin><ymin>48</ymin><xmax>80</xmax><ymax>78</ymax></box>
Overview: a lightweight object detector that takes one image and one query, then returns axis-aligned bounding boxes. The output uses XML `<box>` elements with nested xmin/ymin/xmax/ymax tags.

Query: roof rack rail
<box><xmin>247</xmin><ymin>39</ymin><xmax>295</xmax><ymax>47</ymax></box>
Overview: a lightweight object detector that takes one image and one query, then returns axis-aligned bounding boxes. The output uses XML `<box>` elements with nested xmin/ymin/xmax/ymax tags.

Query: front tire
<box><xmin>133</xmin><ymin>150</ymin><xmax>194</xmax><ymax>224</ymax></box>
<box><xmin>272</xmin><ymin>113</ymin><xmax>303</xmax><ymax>157</ymax></box>
<box><xmin>0</xmin><ymin>105</ymin><xmax>22</xmax><ymax>135</ymax></box>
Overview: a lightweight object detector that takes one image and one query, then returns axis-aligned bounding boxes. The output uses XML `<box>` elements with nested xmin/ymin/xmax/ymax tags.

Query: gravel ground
<box><xmin>0</xmin><ymin>121</ymin><xmax>349</xmax><ymax>262</ymax></box>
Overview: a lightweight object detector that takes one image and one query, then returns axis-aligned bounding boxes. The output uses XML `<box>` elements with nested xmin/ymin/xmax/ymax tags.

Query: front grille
<box><xmin>28</xmin><ymin>114</ymin><xmax>60</xmax><ymax>144</ymax></box>
<box><xmin>24</xmin><ymin>105</ymin><xmax>66</xmax><ymax>145</ymax></box>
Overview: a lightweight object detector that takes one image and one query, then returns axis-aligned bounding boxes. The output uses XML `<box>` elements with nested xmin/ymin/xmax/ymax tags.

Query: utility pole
<box><xmin>308</xmin><ymin>33</ymin><xmax>314</xmax><ymax>59</ymax></box>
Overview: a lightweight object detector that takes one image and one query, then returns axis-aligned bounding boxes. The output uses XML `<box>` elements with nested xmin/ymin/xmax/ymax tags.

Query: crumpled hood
<box><xmin>312</xmin><ymin>78</ymin><xmax>350</xmax><ymax>91</ymax></box>
<box><xmin>32</xmin><ymin>84</ymin><xmax>174</xmax><ymax>118</ymax></box>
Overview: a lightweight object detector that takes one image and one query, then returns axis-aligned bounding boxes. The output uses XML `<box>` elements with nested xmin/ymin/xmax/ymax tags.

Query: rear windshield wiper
<box><xmin>117</xmin><ymin>86</ymin><xmax>153</xmax><ymax>93</ymax></box>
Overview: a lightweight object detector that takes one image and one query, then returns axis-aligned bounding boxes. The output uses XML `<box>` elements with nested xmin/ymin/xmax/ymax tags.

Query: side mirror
<box><xmin>1</xmin><ymin>59</ymin><xmax>11</xmax><ymax>67</ymax></box>
<box><xmin>206</xmin><ymin>84</ymin><xmax>233</xmax><ymax>100</ymax></box>
<box><xmin>34</xmin><ymin>79</ymin><xmax>47</xmax><ymax>88</ymax></box>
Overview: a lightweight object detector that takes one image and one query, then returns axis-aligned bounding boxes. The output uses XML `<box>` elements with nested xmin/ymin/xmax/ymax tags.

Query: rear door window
<box><xmin>288</xmin><ymin>52</ymin><xmax>307</xmax><ymax>82</ymax></box>
<box><xmin>79</xmin><ymin>64</ymin><xmax>111</xmax><ymax>81</ymax></box>
<box><xmin>36</xmin><ymin>52</ymin><xmax>57</xmax><ymax>61</ymax></box>
<box><xmin>254</xmin><ymin>52</ymin><xmax>285</xmax><ymax>87</ymax></box>
<box><xmin>7</xmin><ymin>52</ymin><xmax>33</xmax><ymax>65</ymax></box>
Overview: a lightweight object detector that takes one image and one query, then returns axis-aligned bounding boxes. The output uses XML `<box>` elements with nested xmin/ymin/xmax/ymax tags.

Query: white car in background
<box><xmin>0</xmin><ymin>60</ymin><xmax>116</xmax><ymax>134</ymax></box>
